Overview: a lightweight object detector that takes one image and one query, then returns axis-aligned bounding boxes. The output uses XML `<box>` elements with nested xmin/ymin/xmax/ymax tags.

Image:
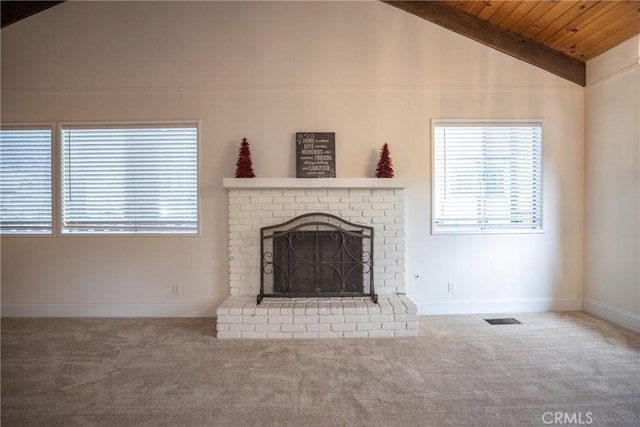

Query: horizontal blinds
<box><xmin>0</xmin><ymin>128</ymin><xmax>52</xmax><ymax>234</ymax></box>
<box><xmin>433</xmin><ymin>123</ymin><xmax>542</xmax><ymax>232</ymax></box>
<box><xmin>61</xmin><ymin>125</ymin><xmax>198</xmax><ymax>234</ymax></box>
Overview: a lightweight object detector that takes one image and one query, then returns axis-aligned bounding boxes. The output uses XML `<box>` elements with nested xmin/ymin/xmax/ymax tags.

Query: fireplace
<box><xmin>217</xmin><ymin>179</ymin><xmax>418</xmax><ymax>339</ymax></box>
<box><xmin>259</xmin><ymin>212</ymin><xmax>376</xmax><ymax>303</ymax></box>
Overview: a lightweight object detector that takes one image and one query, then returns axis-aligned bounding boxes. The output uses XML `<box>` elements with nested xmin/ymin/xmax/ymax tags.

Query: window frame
<box><xmin>58</xmin><ymin>120</ymin><xmax>200</xmax><ymax>236</ymax></box>
<box><xmin>0</xmin><ymin>123</ymin><xmax>54</xmax><ymax>237</ymax></box>
<box><xmin>430</xmin><ymin>119</ymin><xmax>544</xmax><ymax>235</ymax></box>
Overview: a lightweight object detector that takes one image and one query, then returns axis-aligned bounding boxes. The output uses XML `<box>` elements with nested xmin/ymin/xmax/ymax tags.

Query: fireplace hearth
<box><xmin>259</xmin><ymin>212</ymin><xmax>377</xmax><ymax>304</ymax></box>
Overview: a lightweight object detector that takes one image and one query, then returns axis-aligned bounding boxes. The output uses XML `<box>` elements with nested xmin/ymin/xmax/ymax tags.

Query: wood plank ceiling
<box><xmin>384</xmin><ymin>1</ymin><xmax>640</xmax><ymax>86</ymax></box>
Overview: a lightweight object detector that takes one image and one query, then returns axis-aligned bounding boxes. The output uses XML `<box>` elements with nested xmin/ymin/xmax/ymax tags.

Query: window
<box><xmin>0</xmin><ymin>127</ymin><xmax>52</xmax><ymax>234</ymax></box>
<box><xmin>432</xmin><ymin>121</ymin><xmax>542</xmax><ymax>233</ymax></box>
<box><xmin>61</xmin><ymin>124</ymin><xmax>198</xmax><ymax>234</ymax></box>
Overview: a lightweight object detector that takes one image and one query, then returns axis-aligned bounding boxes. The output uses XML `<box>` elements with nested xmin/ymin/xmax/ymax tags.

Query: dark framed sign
<box><xmin>296</xmin><ymin>132</ymin><xmax>336</xmax><ymax>178</ymax></box>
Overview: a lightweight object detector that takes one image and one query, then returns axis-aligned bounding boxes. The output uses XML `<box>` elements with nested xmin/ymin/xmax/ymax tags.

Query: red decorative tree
<box><xmin>375</xmin><ymin>143</ymin><xmax>394</xmax><ymax>178</ymax></box>
<box><xmin>235</xmin><ymin>137</ymin><xmax>256</xmax><ymax>178</ymax></box>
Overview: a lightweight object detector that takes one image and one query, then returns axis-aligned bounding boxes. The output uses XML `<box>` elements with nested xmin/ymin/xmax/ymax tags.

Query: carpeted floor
<box><xmin>1</xmin><ymin>312</ymin><xmax>639</xmax><ymax>426</ymax></box>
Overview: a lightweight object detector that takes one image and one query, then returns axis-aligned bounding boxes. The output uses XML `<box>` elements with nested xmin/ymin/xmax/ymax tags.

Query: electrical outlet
<box><xmin>173</xmin><ymin>284</ymin><xmax>182</xmax><ymax>296</ymax></box>
<box><xmin>447</xmin><ymin>282</ymin><xmax>456</xmax><ymax>293</ymax></box>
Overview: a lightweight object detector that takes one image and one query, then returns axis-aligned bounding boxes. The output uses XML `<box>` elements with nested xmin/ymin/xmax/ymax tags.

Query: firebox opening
<box><xmin>273</xmin><ymin>230</ymin><xmax>364</xmax><ymax>294</ymax></box>
<box><xmin>258</xmin><ymin>212</ymin><xmax>376</xmax><ymax>304</ymax></box>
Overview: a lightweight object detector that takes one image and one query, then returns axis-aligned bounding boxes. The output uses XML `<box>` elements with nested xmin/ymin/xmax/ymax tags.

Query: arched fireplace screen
<box><xmin>258</xmin><ymin>212</ymin><xmax>376</xmax><ymax>304</ymax></box>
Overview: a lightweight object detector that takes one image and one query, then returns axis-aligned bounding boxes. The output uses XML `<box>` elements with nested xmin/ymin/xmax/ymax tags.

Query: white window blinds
<box><xmin>433</xmin><ymin>122</ymin><xmax>542</xmax><ymax>233</ymax></box>
<box><xmin>61</xmin><ymin>124</ymin><xmax>198</xmax><ymax>234</ymax></box>
<box><xmin>0</xmin><ymin>128</ymin><xmax>52</xmax><ymax>234</ymax></box>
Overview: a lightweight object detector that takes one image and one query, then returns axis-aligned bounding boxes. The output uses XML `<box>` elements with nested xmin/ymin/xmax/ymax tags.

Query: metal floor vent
<box><xmin>484</xmin><ymin>318</ymin><xmax>521</xmax><ymax>325</ymax></box>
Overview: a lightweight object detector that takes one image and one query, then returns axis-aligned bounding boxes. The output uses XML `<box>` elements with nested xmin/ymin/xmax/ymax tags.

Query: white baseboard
<box><xmin>1</xmin><ymin>303</ymin><xmax>216</xmax><ymax>317</ymax></box>
<box><xmin>415</xmin><ymin>298</ymin><xmax>583</xmax><ymax>315</ymax></box>
<box><xmin>4</xmin><ymin>298</ymin><xmax>607</xmax><ymax>321</ymax></box>
<box><xmin>583</xmin><ymin>299</ymin><xmax>640</xmax><ymax>333</ymax></box>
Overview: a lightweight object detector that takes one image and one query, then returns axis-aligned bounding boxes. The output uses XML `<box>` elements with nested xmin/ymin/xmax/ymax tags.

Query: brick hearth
<box><xmin>217</xmin><ymin>295</ymin><xmax>417</xmax><ymax>339</ymax></box>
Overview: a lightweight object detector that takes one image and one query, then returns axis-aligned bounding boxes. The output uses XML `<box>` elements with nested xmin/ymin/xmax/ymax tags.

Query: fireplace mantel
<box><xmin>223</xmin><ymin>178</ymin><xmax>409</xmax><ymax>189</ymax></box>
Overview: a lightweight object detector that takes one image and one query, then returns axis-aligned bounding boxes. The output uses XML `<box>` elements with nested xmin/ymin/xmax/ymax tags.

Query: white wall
<box><xmin>584</xmin><ymin>36</ymin><xmax>640</xmax><ymax>332</ymax></box>
<box><xmin>0</xmin><ymin>1</ymin><xmax>584</xmax><ymax>316</ymax></box>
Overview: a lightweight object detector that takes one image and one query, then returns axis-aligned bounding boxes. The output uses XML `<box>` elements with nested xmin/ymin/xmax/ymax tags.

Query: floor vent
<box><xmin>484</xmin><ymin>318</ymin><xmax>521</xmax><ymax>325</ymax></box>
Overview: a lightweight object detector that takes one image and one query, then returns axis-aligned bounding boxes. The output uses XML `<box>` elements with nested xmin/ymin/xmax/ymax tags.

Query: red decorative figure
<box><xmin>235</xmin><ymin>137</ymin><xmax>256</xmax><ymax>178</ymax></box>
<box><xmin>375</xmin><ymin>143</ymin><xmax>394</xmax><ymax>178</ymax></box>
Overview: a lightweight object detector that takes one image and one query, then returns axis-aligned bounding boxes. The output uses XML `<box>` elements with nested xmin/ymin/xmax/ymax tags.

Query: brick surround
<box><xmin>218</xmin><ymin>179</ymin><xmax>418</xmax><ymax>338</ymax></box>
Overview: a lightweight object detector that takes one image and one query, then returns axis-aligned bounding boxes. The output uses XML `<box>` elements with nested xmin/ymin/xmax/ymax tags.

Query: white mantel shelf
<box><xmin>223</xmin><ymin>178</ymin><xmax>409</xmax><ymax>189</ymax></box>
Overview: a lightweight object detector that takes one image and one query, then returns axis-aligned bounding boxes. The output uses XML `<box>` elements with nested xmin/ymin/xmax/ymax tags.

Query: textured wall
<box><xmin>584</xmin><ymin>36</ymin><xmax>640</xmax><ymax>332</ymax></box>
<box><xmin>1</xmin><ymin>1</ymin><xmax>584</xmax><ymax>316</ymax></box>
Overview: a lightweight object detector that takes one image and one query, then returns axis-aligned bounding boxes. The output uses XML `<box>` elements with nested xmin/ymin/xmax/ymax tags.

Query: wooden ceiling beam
<box><xmin>383</xmin><ymin>0</ymin><xmax>586</xmax><ymax>87</ymax></box>
<box><xmin>1</xmin><ymin>1</ymin><xmax>64</xmax><ymax>29</ymax></box>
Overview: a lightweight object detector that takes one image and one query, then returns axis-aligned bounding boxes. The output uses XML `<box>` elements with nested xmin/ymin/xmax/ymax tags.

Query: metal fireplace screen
<box><xmin>258</xmin><ymin>212</ymin><xmax>376</xmax><ymax>304</ymax></box>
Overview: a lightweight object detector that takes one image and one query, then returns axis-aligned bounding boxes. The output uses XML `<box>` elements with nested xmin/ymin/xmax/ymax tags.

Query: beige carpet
<box><xmin>2</xmin><ymin>312</ymin><xmax>639</xmax><ymax>426</ymax></box>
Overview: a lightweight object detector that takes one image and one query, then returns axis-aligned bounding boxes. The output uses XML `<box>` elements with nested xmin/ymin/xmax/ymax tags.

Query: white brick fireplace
<box><xmin>216</xmin><ymin>178</ymin><xmax>418</xmax><ymax>338</ymax></box>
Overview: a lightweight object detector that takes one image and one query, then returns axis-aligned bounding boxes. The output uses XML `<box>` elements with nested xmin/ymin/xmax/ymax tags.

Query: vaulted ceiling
<box><xmin>384</xmin><ymin>1</ymin><xmax>640</xmax><ymax>86</ymax></box>
<box><xmin>2</xmin><ymin>1</ymin><xmax>639</xmax><ymax>86</ymax></box>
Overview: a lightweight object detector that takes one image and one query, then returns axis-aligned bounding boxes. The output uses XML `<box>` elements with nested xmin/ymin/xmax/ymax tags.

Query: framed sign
<box><xmin>296</xmin><ymin>132</ymin><xmax>336</xmax><ymax>178</ymax></box>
